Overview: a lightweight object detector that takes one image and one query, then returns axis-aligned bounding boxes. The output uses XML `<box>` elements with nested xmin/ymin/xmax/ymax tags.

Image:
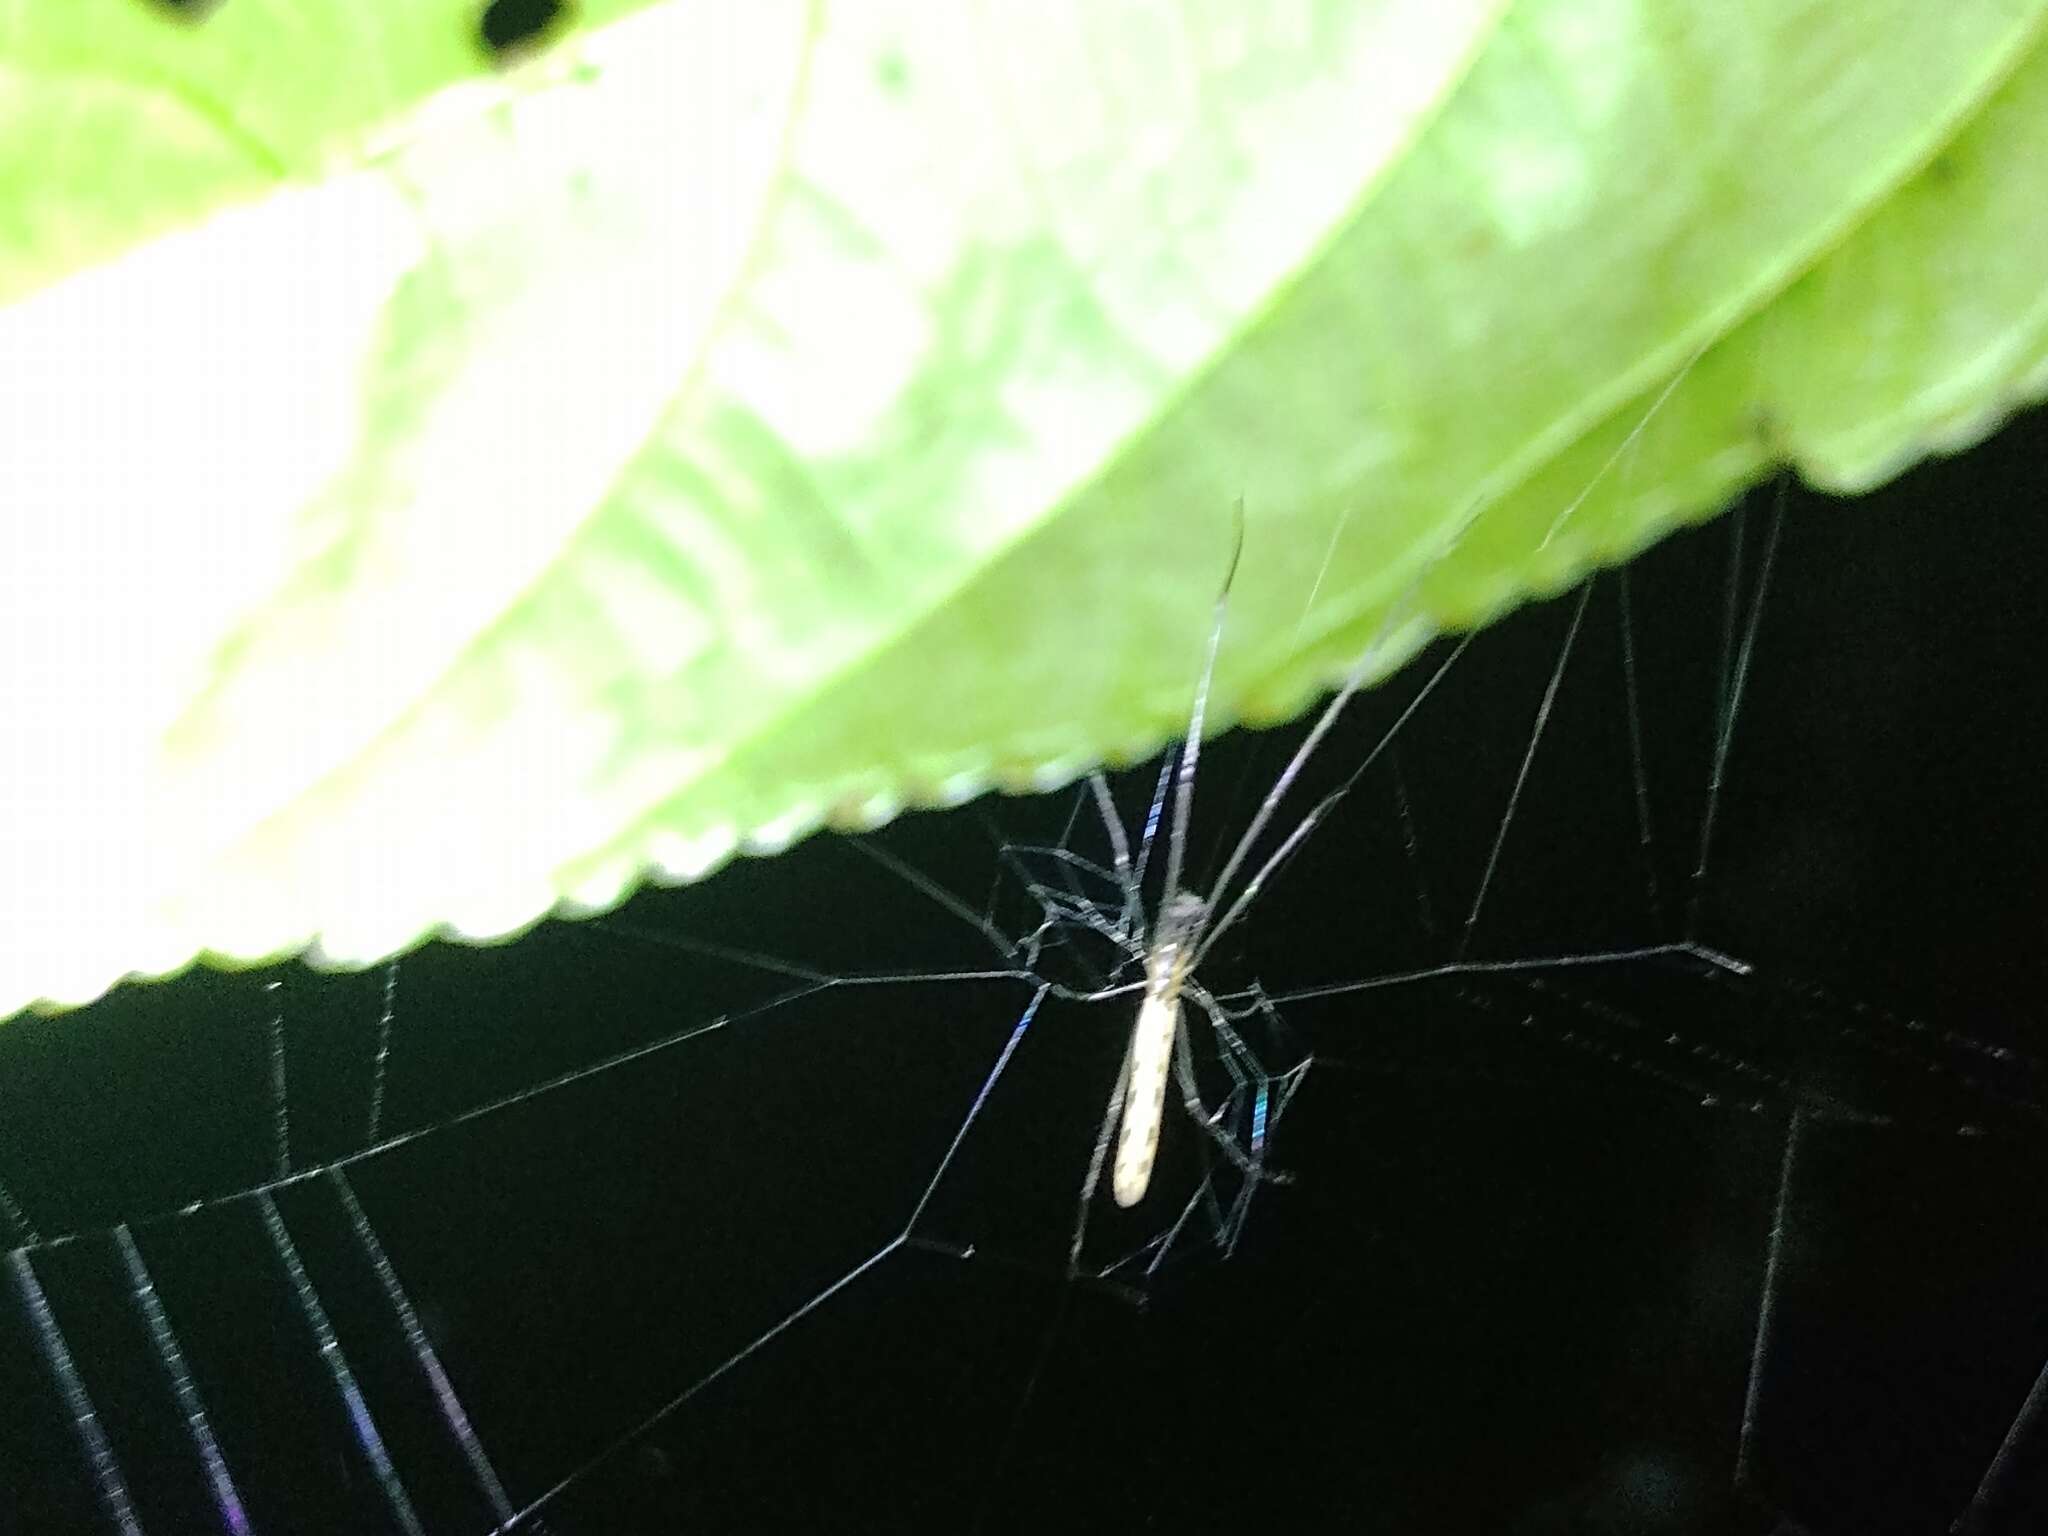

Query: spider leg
<box><xmin>1170</xmin><ymin>981</ymin><xmax>1300</xmax><ymax>1189</ymax></box>
<box><xmin>1068</xmin><ymin>1027</ymin><xmax>1134</xmax><ymax>1276</ymax></box>
<box><xmin>1086</xmin><ymin>772</ymin><xmax>1147</xmax><ymax>947</ymax></box>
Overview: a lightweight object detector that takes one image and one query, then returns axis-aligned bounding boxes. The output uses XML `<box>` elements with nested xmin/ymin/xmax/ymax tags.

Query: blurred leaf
<box><xmin>3</xmin><ymin>0</ymin><xmax>2045</xmax><ymax>1017</ymax></box>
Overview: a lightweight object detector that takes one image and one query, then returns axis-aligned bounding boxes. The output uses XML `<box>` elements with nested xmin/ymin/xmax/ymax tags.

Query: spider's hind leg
<box><xmin>1172</xmin><ymin>980</ymin><xmax>1311</xmax><ymax>1190</ymax></box>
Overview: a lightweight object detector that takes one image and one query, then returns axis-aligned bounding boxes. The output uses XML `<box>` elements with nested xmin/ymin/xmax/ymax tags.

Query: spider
<box><xmin>987</xmin><ymin>505</ymin><xmax>1469</xmax><ymax>1266</ymax></box>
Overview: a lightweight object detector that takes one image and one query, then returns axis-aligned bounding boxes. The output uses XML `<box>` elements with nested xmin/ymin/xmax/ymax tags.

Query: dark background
<box><xmin>0</xmin><ymin>398</ymin><xmax>2044</xmax><ymax>1536</ymax></box>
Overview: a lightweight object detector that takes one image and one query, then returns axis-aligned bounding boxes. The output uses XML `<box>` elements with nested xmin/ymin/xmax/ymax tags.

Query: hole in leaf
<box><xmin>478</xmin><ymin>0</ymin><xmax>570</xmax><ymax>60</ymax></box>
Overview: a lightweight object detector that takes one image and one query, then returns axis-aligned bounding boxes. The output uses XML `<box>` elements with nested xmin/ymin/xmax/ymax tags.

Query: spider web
<box><xmin>2</xmin><ymin>410</ymin><xmax>2046</xmax><ymax>1536</ymax></box>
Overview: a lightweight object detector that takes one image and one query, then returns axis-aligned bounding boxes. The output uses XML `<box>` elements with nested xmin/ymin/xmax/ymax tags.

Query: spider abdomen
<box><xmin>1111</xmin><ymin>947</ymin><xmax>1184</xmax><ymax>1207</ymax></box>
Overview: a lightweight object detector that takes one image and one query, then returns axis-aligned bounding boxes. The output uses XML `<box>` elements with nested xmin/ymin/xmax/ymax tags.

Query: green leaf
<box><xmin>3</xmin><ymin>0</ymin><xmax>2045</xmax><ymax>1019</ymax></box>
